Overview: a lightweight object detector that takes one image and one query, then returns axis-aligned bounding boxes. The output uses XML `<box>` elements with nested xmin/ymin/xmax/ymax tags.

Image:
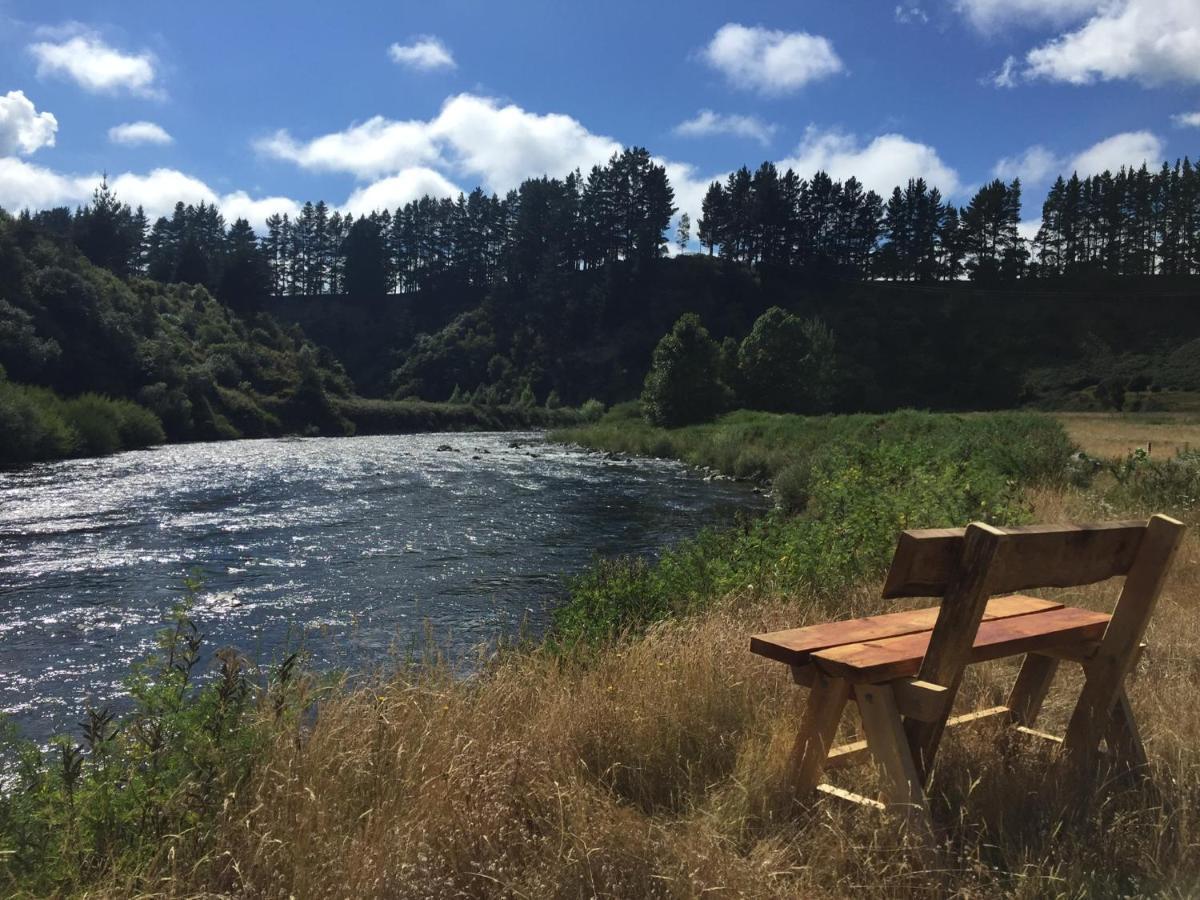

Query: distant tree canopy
<box><xmin>13</xmin><ymin>147</ymin><xmax>1200</xmax><ymax>306</ymax></box>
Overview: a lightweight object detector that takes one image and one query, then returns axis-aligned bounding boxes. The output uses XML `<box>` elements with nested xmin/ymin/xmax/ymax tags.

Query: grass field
<box><xmin>7</xmin><ymin>409</ymin><xmax>1200</xmax><ymax>897</ymax></box>
<box><xmin>1058</xmin><ymin>410</ymin><xmax>1200</xmax><ymax>459</ymax></box>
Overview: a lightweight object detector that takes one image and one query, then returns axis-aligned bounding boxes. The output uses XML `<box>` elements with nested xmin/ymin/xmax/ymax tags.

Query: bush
<box><xmin>640</xmin><ymin>314</ymin><xmax>730</xmax><ymax>427</ymax></box>
<box><xmin>737</xmin><ymin>307</ymin><xmax>837</xmax><ymax>413</ymax></box>
<box><xmin>0</xmin><ymin>382</ymin><xmax>77</xmax><ymax>465</ymax></box>
<box><xmin>112</xmin><ymin>398</ymin><xmax>166</xmax><ymax>448</ymax></box>
<box><xmin>61</xmin><ymin>395</ymin><xmax>123</xmax><ymax>456</ymax></box>
<box><xmin>579</xmin><ymin>398</ymin><xmax>606</xmax><ymax>422</ymax></box>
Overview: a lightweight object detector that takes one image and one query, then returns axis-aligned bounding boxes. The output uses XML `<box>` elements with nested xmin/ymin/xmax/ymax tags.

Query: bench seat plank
<box><xmin>749</xmin><ymin>595</ymin><xmax>1062</xmax><ymax>667</ymax></box>
<box><xmin>811</xmin><ymin>607</ymin><xmax>1111</xmax><ymax>682</ymax></box>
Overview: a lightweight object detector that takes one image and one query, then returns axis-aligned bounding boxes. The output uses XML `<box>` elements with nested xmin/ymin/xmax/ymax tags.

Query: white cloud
<box><xmin>991</xmin><ymin>55</ymin><xmax>1019</xmax><ymax>88</ymax></box>
<box><xmin>0</xmin><ymin>159</ymin><xmax>298</xmax><ymax>231</ymax></box>
<box><xmin>0</xmin><ymin>90</ymin><xmax>57</xmax><ymax>156</ymax></box>
<box><xmin>993</xmin><ymin>145</ymin><xmax>1063</xmax><ymax>183</ymax></box>
<box><xmin>955</xmin><ymin>0</ymin><xmax>1101</xmax><ymax>32</ymax></box>
<box><xmin>388</xmin><ymin>36</ymin><xmax>456</xmax><ymax>71</ymax></box>
<box><xmin>1173</xmin><ymin>111</ymin><xmax>1200</xmax><ymax>127</ymax></box>
<box><xmin>1023</xmin><ymin>0</ymin><xmax>1200</xmax><ymax>86</ymax></box>
<box><xmin>1018</xmin><ymin>218</ymin><xmax>1042</xmax><ymax>242</ymax></box>
<box><xmin>778</xmin><ymin>126</ymin><xmax>963</xmax><ymax>197</ymax></box>
<box><xmin>343</xmin><ymin>168</ymin><xmax>462</xmax><ymax>215</ymax></box>
<box><xmin>29</xmin><ymin>30</ymin><xmax>161</xmax><ymax>97</ymax></box>
<box><xmin>256</xmin><ymin>116</ymin><xmax>441</xmax><ymax>179</ymax></box>
<box><xmin>258</xmin><ymin>93</ymin><xmax>622</xmax><ymax>195</ymax></box>
<box><xmin>674</xmin><ymin>110</ymin><xmax>776</xmax><ymax>145</ymax></box>
<box><xmin>0</xmin><ymin>156</ymin><xmax>90</xmax><ymax>210</ymax></box>
<box><xmin>432</xmin><ymin>94</ymin><xmax>621</xmax><ymax>192</ymax></box>
<box><xmin>700</xmin><ymin>23</ymin><xmax>844</xmax><ymax>94</ymax></box>
<box><xmin>108</xmin><ymin>120</ymin><xmax>173</xmax><ymax>146</ymax></box>
<box><xmin>1069</xmin><ymin>130</ymin><xmax>1164</xmax><ymax>175</ymax></box>
<box><xmin>895</xmin><ymin>5</ymin><xmax>929</xmax><ymax>25</ymax></box>
<box><xmin>217</xmin><ymin>192</ymin><xmax>301</xmax><ymax>228</ymax></box>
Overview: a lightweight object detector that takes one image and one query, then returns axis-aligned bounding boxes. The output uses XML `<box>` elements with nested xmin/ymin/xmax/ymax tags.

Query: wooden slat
<box><xmin>812</xmin><ymin>607</ymin><xmax>1111</xmax><ymax>683</ymax></box>
<box><xmin>750</xmin><ymin>595</ymin><xmax>1062</xmax><ymax>666</ymax></box>
<box><xmin>815</xmin><ymin>782</ymin><xmax>886</xmax><ymax>810</ymax></box>
<box><xmin>883</xmin><ymin>520</ymin><xmax>1147</xmax><ymax>599</ymax></box>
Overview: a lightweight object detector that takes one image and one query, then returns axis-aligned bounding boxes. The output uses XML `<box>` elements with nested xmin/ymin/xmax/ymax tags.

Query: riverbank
<box><xmin>6</xmin><ymin>410</ymin><xmax>1200</xmax><ymax>896</ymax></box>
<box><xmin>0</xmin><ymin>379</ymin><xmax>597</xmax><ymax>468</ymax></box>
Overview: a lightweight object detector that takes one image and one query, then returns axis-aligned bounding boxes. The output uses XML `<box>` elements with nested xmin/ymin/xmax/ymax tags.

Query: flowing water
<box><xmin>0</xmin><ymin>433</ymin><xmax>764</xmax><ymax>741</ymax></box>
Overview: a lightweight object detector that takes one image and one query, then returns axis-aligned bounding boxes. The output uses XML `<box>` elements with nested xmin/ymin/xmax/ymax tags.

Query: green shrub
<box><xmin>0</xmin><ymin>382</ymin><xmax>77</xmax><ymax>465</ymax></box>
<box><xmin>112</xmin><ymin>398</ymin><xmax>166</xmax><ymax>448</ymax></box>
<box><xmin>579</xmin><ymin>398</ymin><xmax>606</xmax><ymax>422</ymax></box>
<box><xmin>61</xmin><ymin>395</ymin><xmax>123</xmax><ymax>456</ymax></box>
<box><xmin>640</xmin><ymin>314</ymin><xmax>730</xmax><ymax>427</ymax></box>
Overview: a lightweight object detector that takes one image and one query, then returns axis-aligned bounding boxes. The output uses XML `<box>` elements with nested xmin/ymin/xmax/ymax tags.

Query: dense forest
<box><xmin>5</xmin><ymin>144</ymin><xmax>1200</xmax><ymax>463</ymax></box>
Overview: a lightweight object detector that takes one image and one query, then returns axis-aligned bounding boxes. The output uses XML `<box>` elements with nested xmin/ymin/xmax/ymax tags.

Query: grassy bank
<box><xmin>8</xmin><ymin>411</ymin><xmax>1200</xmax><ymax>897</ymax></box>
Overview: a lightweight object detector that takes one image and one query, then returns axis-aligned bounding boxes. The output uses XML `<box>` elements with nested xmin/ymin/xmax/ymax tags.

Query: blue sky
<box><xmin>1</xmin><ymin>0</ymin><xmax>1199</xmax><ymax>234</ymax></box>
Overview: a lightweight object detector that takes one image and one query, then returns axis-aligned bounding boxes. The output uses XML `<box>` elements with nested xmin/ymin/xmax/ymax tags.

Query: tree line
<box><xmin>12</xmin><ymin>150</ymin><xmax>1200</xmax><ymax>299</ymax></box>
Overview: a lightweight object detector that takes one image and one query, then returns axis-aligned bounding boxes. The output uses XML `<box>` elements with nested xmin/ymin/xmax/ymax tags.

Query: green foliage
<box><xmin>737</xmin><ymin>307</ymin><xmax>837</xmax><ymax>413</ymax></box>
<box><xmin>1101</xmin><ymin>448</ymin><xmax>1200</xmax><ymax>520</ymax></box>
<box><xmin>0</xmin><ymin>213</ymin><xmax>354</xmax><ymax>460</ymax></box>
<box><xmin>0</xmin><ymin>383</ymin><xmax>166</xmax><ymax>466</ymax></box>
<box><xmin>579</xmin><ymin>398</ymin><xmax>606</xmax><ymax>422</ymax></box>
<box><xmin>0</xmin><ymin>577</ymin><xmax>308</xmax><ymax>896</ymax></box>
<box><xmin>335</xmin><ymin>396</ymin><xmax>582</xmax><ymax>434</ymax></box>
<box><xmin>641</xmin><ymin>314</ymin><xmax>730</xmax><ymax>427</ymax></box>
<box><xmin>551</xmin><ymin>410</ymin><xmax>1075</xmax><ymax>645</ymax></box>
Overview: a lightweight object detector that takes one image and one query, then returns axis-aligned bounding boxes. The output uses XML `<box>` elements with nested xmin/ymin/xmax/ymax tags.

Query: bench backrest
<box><xmin>885</xmin><ymin>515</ymin><xmax>1185</xmax><ymax>699</ymax></box>
<box><xmin>882</xmin><ymin>520</ymin><xmax>1148</xmax><ymax>600</ymax></box>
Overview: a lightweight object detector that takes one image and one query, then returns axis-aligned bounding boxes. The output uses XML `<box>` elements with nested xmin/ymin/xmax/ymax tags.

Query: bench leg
<box><xmin>789</xmin><ymin>671</ymin><xmax>849</xmax><ymax>796</ymax></box>
<box><xmin>855</xmin><ymin>683</ymin><xmax>935</xmax><ymax>846</ymax></box>
<box><xmin>1007</xmin><ymin>652</ymin><xmax>1060</xmax><ymax>727</ymax></box>
<box><xmin>1106</xmin><ymin>687</ymin><xmax>1148</xmax><ymax>774</ymax></box>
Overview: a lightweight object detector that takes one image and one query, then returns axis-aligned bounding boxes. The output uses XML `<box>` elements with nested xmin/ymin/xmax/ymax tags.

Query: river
<box><xmin>0</xmin><ymin>433</ymin><xmax>764</xmax><ymax>741</ymax></box>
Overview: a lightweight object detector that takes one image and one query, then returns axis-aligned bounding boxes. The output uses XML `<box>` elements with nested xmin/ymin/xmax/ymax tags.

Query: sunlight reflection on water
<box><xmin>0</xmin><ymin>432</ymin><xmax>764</xmax><ymax>740</ymax></box>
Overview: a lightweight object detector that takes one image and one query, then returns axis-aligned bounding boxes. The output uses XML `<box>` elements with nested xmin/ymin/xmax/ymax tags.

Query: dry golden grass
<box><xmin>1057</xmin><ymin>411</ymin><xmax>1200</xmax><ymax>460</ymax></box>
<box><xmin>99</xmin><ymin>484</ymin><xmax>1200</xmax><ymax>899</ymax></box>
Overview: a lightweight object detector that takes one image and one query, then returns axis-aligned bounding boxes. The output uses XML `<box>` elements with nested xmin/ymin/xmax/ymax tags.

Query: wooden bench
<box><xmin>750</xmin><ymin>515</ymin><xmax>1185</xmax><ymax>842</ymax></box>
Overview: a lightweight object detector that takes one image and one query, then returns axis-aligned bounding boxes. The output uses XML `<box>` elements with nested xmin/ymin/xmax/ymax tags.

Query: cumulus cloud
<box><xmin>0</xmin><ymin>90</ymin><xmax>57</xmax><ymax>156</ymax></box>
<box><xmin>1173</xmin><ymin>111</ymin><xmax>1200</xmax><ymax>127</ymax></box>
<box><xmin>388</xmin><ymin>36</ymin><xmax>456</xmax><ymax>71</ymax></box>
<box><xmin>256</xmin><ymin>117</ymin><xmax>441</xmax><ymax>179</ymax></box>
<box><xmin>1020</xmin><ymin>0</ymin><xmax>1200</xmax><ymax>86</ymax></box>
<box><xmin>990</xmin><ymin>131</ymin><xmax>1166</xmax><ymax>190</ymax></box>
<box><xmin>29</xmin><ymin>29</ymin><xmax>161</xmax><ymax>97</ymax></box>
<box><xmin>778</xmin><ymin>126</ymin><xmax>962</xmax><ymax>197</ymax></box>
<box><xmin>1069</xmin><ymin>130</ymin><xmax>1164</xmax><ymax>175</ymax></box>
<box><xmin>674</xmin><ymin>110</ymin><xmax>776</xmax><ymax>145</ymax></box>
<box><xmin>955</xmin><ymin>0</ymin><xmax>1100</xmax><ymax>31</ymax></box>
<box><xmin>700</xmin><ymin>23</ymin><xmax>844</xmax><ymax>94</ymax></box>
<box><xmin>258</xmin><ymin>93</ymin><xmax>622</xmax><ymax>194</ymax></box>
<box><xmin>993</xmin><ymin>144</ymin><xmax>1063</xmax><ymax>183</ymax></box>
<box><xmin>108</xmin><ymin>120</ymin><xmax>173</xmax><ymax>146</ymax></box>
<box><xmin>343</xmin><ymin>168</ymin><xmax>463</xmax><ymax>215</ymax></box>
